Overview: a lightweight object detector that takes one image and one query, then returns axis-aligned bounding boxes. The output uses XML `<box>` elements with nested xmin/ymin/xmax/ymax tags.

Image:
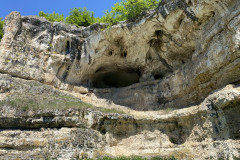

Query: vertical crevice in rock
<box><xmin>62</xmin><ymin>64</ymin><xmax>71</xmax><ymax>81</ymax></box>
<box><xmin>148</xmin><ymin>33</ymin><xmax>173</xmax><ymax>72</ymax></box>
<box><xmin>66</xmin><ymin>41</ymin><xmax>70</xmax><ymax>55</ymax></box>
<box><xmin>47</xmin><ymin>23</ymin><xmax>54</xmax><ymax>51</ymax></box>
<box><xmin>76</xmin><ymin>40</ymin><xmax>84</xmax><ymax>60</ymax></box>
<box><xmin>152</xmin><ymin>47</ymin><xmax>173</xmax><ymax>72</ymax></box>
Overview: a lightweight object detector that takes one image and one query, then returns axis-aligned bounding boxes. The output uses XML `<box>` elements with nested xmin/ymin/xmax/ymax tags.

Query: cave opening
<box><xmin>92</xmin><ymin>70</ymin><xmax>140</xmax><ymax>88</ymax></box>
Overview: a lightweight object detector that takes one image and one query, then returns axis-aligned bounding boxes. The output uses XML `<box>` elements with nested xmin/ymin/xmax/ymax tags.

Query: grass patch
<box><xmin>163</xmin><ymin>108</ymin><xmax>174</xmax><ymax>114</ymax></box>
<box><xmin>99</xmin><ymin>108</ymin><xmax>125</xmax><ymax>114</ymax></box>
<box><xmin>84</xmin><ymin>155</ymin><xmax>176</xmax><ymax>160</ymax></box>
<box><xmin>169</xmin><ymin>148</ymin><xmax>193</xmax><ymax>160</ymax></box>
<box><xmin>0</xmin><ymin>94</ymin><xmax>125</xmax><ymax>114</ymax></box>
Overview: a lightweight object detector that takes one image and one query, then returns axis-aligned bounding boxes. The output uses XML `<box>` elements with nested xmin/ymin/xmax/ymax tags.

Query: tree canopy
<box><xmin>112</xmin><ymin>0</ymin><xmax>159</xmax><ymax>21</ymax></box>
<box><xmin>38</xmin><ymin>0</ymin><xmax>160</xmax><ymax>26</ymax></box>
<box><xmin>97</xmin><ymin>0</ymin><xmax>160</xmax><ymax>24</ymax></box>
<box><xmin>8</xmin><ymin>0</ymin><xmax>160</xmax><ymax>32</ymax></box>
<box><xmin>66</xmin><ymin>8</ymin><xmax>95</xmax><ymax>27</ymax></box>
<box><xmin>39</xmin><ymin>11</ymin><xmax>64</xmax><ymax>22</ymax></box>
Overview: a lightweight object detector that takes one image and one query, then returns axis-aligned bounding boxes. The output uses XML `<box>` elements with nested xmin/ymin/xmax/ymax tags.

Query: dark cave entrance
<box><xmin>92</xmin><ymin>71</ymin><xmax>140</xmax><ymax>88</ymax></box>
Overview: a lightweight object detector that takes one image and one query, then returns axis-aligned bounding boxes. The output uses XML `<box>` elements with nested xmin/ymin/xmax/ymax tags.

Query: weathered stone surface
<box><xmin>0</xmin><ymin>74</ymin><xmax>240</xmax><ymax>159</ymax></box>
<box><xmin>1</xmin><ymin>0</ymin><xmax>239</xmax><ymax>110</ymax></box>
<box><xmin>0</xmin><ymin>0</ymin><xmax>240</xmax><ymax>159</ymax></box>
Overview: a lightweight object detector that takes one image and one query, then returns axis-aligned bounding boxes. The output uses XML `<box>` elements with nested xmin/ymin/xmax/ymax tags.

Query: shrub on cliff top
<box><xmin>39</xmin><ymin>11</ymin><xmax>64</xmax><ymax>22</ymax></box>
<box><xmin>112</xmin><ymin>0</ymin><xmax>160</xmax><ymax>21</ymax></box>
<box><xmin>96</xmin><ymin>0</ymin><xmax>160</xmax><ymax>25</ymax></box>
<box><xmin>66</xmin><ymin>7</ymin><xmax>95</xmax><ymax>27</ymax></box>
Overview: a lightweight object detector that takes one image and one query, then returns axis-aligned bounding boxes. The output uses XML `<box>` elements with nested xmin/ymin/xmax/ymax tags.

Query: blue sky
<box><xmin>0</xmin><ymin>0</ymin><xmax>120</xmax><ymax>19</ymax></box>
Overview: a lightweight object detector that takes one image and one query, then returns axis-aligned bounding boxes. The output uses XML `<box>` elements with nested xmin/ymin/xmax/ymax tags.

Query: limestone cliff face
<box><xmin>1</xmin><ymin>0</ymin><xmax>240</xmax><ymax>111</ymax></box>
<box><xmin>0</xmin><ymin>0</ymin><xmax>240</xmax><ymax>159</ymax></box>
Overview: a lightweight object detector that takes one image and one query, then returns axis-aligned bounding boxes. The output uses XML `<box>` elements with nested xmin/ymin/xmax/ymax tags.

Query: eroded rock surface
<box><xmin>0</xmin><ymin>0</ymin><xmax>240</xmax><ymax>111</ymax></box>
<box><xmin>0</xmin><ymin>74</ymin><xmax>240</xmax><ymax>159</ymax></box>
<box><xmin>0</xmin><ymin>0</ymin><xmax>240</xmax><ymax>159</ymax></box>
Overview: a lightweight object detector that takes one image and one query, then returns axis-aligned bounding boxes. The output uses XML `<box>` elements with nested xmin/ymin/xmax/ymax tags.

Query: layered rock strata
<box><xmin>0</xmin><ymin>74</ymin><xmax>240</xmax><ymax>159</ymax></box>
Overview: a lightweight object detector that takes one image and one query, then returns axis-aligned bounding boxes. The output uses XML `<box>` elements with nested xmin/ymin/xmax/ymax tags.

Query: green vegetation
<box><xmin>0</xmin><ymin>79</ymin><xmax>125</xmax><ymax>114</ymax></box>
<box><xmin>97</xmin><ymin>0</ymin><xmax>160</xmax><ymax>24</ymax></box>
<box><xmin>0</xmin><ymin>94</ymin><xmax>88</xmax><ymax>111</ymax></box>
<box><xmin>38</xmin><ymin>0</ymin><xmax>160</xmax><ymax>27</ymax></box>
<box><xmin>163</xmin><ymin>108</ymin><xmax>174</xmax><ymax>113</ymax></box>
<box><xmin>66</xmin><ymin>8</ymin><xmax>95</xmax><ymax>27</ymax></box>
<box><xmin>39</xmin><ymin>11</ymin><xmax>64</xmax><ymax>22</ymax></box>
<box><xmin>0</xmin><ymin>94</ymin><xmax>125</xmax><ymax>114</ymax></box>
<box><xmin>0</xmin><ymin>18</ymin><xmax>4</xmax><ymax>41</ymax></box>
<box><xmin>83</xmin><ymin>155</ymin><xmax>176</xmax><ymax>160</ymax></box>
<box><xmin>100</xmin><ymin>108</ymin><xmax>125</xmax><ymax>114</ymax></box>
<box><xmin>1</xmin><ymin>0</ymin><xmax>161</xmax><ymax>40</ymax></box>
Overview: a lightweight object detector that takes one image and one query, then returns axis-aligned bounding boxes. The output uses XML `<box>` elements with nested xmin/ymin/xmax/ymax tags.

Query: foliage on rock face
<box><xmin>39</xmin><ymin>11</ymin><xmax>64</xmax><ymax>22</ymax></box>
<box><xmin>0</xmin><ymin>18</ymin><xmax>4</xmax><ymax>41</ymax></box>
<box><xmin>66</xmin><ymin>7</ymin><xmax>95</xmax><ymax>27</ymax></box>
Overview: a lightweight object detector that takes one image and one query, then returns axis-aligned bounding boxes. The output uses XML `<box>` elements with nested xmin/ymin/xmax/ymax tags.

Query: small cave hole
<box><xmin>198</xmin><ymin>22</ymin><xmax>202</xmax><ymax>26</ymax></box>
<box><xmin>146</xmin><ymin>55</ymin><xmax>152</xmax><ymax>62</ymax></box>
<box><xmin>66</xmin><ymin>41</ymin><xmax>70</xmax><ymax>55</ymax></box>
<box><xmin>178</xmin><ymin>17</ymin><xmax>184</xmax><ymax>26</ymax></box>
<box><xmin>100</xmin><ymin>129</ymin><xmax>107</xmax><ymax>134</ymax></box>
<box><xmin>155</xmin><ymin>30</ymin><xmax>163</xmax><ymax>37</ymax></box>
<box><xmin>93</xmin><ymin>70</ymin><xmax>140</xmax><ymax>88</ymax></box>
<box><xmin>109</xmin><ymin>51</ymin><xmax>113</xmax><ymax>56</ymax></box>
<box><xmin>211</xmin><ymin>11</ymin><xmax>215</xmax><ymax>18</ymax></box>
<box><xmin>188</xmin><ymin>0</ymin><xmax>193</xmax><ymax>6</ymax></box>
<box><xmin>121</xmin><ymin>52</ymin><xmax>127</xmax><ymax>58</ymax></box>
<box><xmin>154</xmin><ymin>74</ymin><xmax>164</xmax><ymax>80</ymax></box>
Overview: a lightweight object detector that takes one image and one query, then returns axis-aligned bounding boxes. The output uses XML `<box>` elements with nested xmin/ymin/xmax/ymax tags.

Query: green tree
<box><xmin>39</xmin><ymin>0</ymin><xmax>160</xmax><ymax>27</ymax></box>
<box><xmin>0</xmin><ymin>18</ymin><xmax>4</xmax><ymax>41</ymax></box>
<box><xmin>38</xmin><ymin>11</ymin><xmax>64</xmax><ymax>22</ymax></box>
<box><xmin>96</xmin><ymin>0</ymin><xmax>159</xmax><ymax>25</ymax></box>
<box><xmin>66</xmin><ymin>8</ymin><xmax>95</xmax><ymax>27</ymax></box>
<box><xmin>107</xmin><ymin>0</ymin><xmax>159</xmax><ymax>23</ymax></box>
<box><xmin>95</xmin><ymin>10</ymin><xmax>116</xmax><ymax>25</ymax></box>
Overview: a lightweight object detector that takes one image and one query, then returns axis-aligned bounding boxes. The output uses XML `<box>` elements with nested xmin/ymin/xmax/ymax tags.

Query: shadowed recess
<box><xmin>93</xmin><ymin>71</ymin><xmax>140</xmax><ymax>88</ymax></box>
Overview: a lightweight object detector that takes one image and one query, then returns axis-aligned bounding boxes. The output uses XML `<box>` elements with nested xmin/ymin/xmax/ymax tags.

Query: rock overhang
<box><xmin>0</xmin><ymin>0</ymin><xmax>239</xmax><ymax>111</ymax></box>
